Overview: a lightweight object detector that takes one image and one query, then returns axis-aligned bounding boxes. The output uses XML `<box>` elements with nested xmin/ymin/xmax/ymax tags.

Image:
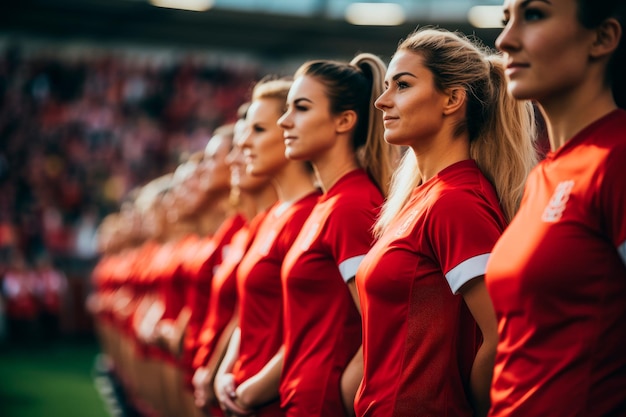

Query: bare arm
<box><xmin>213</xmin><ymin>327</ymin><xmax>253</xmax><ymax>416</ymax></box>
<box><xmin>459</xmin><ymin>276</ymin><xmax>497</xmax><ymax>417</ymax></box>
<box><xmin>235</xmin><ymin>346</ymin><xmax>284</xmax><ymax>408</ymax></box>
<box><xmin>340</xmin><ymin>278</ymin><xmax>364</xmax><ymax>417</ymax></box>
<box><xmin>193</xmin><ymin>312</ymin><xmax>240</xmax><ymax>407</ymax></box>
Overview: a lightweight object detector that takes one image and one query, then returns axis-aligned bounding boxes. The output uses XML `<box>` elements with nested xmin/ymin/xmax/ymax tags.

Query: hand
<box><xmin>192</xmin><ymin>366</ymin><xmax>215</xmax><ymax>408</ymax></box>
<box><xmin>214</xmin><ymin>372</ymin><xmax>254</xmax><ymax>416</ymax></box>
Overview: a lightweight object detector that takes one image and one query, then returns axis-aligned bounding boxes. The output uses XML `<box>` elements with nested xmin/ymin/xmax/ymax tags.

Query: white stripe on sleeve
<box><xmin>618</xmin><ymin>240</ymin><xmax>626</xmax><ymax>266</ymax></box>
<box><xmin>338</xmin><ymin>255</ymin><xmax>366</xmax><ymax>283</ymax></box>
<box><xmin>445</xmin><ymin>253</ymin><xmax>490</xmax><ymax>294</ymax></box>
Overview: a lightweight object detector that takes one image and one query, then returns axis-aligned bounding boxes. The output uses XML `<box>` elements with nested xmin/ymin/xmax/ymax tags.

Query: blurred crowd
<box><xmin>0</xmin><ymin>42</ymin><xmax>260</xmax><ymax>342</ymax></box>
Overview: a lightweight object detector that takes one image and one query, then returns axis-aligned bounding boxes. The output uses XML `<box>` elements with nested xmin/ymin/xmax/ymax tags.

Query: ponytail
<box><xmin>295</xmin><ymin>54</ymin><xmax>399</xmax><ymax>196</ymax></box>
<box><xmin>350</xmin><ymin>53</ymin><xmax>399</xmax><ymax>197</ymax></box>
<box><xmin>375</xmin><ymin>28</ymin><xmax>538</xmax><ymax>236</ymax></box>
<box><xmin>471</xmin><ymin>55</ymin><xmax>538</xmax><ymax>221</ymax></box>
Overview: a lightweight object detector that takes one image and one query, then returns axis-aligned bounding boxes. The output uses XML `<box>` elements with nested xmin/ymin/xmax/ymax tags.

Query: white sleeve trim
<box><xmin>339</xmin><ymin>255</ymin><xmax>366</xmax><ymax>283</ymax></box>
<box><xmin>618</xmin><ymin>240</ymin><xmax>626</xmax><ymax>267</ymax></box>
<box><xmin>445</xmin><ymin>253</ymin><xmax>490</xmax><ymax>294</ymax></box>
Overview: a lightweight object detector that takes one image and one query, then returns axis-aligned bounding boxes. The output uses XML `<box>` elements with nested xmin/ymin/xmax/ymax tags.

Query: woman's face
<box><xmin>496</xmin><ymin>0</ymin><xmax>596</xmax><ymax>103</ymax></box>
<box><xmin>278</xmin><ymin>75</ymin><xmax>340</xmax><ymax>161</ymax></box>
<box><xmin>375</xmin><ymin>50</ymin><xmax>448</xmax><ymax>148</ymax></box>
<box><xmin>199</xmin><ymin>134</ymin><xmax>232</xmax><ymax>193</ymax></box>
<box><xmin>227</xmin><ymin>123</ymin><xmax>271</xmax><ymax>193</ymax></box>
<box><xmin>241</xmin><ymin>98</ymin><xmax>288</xmax><ymax>177</ymax></box>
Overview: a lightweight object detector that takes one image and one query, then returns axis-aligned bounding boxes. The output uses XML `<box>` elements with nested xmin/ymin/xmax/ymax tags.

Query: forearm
<box><xmin>216</xmin><ymin>327</ymin><xmax>240</xmax><ymax>376</ymax></box>
<box><xmin>340</xmin><ymin>345</ymin><xmax>363</xmax><ymax>417</ymax></box>
<box><xmin>469</xmin><ymin>339</ymin><xmax>496</xmax><ymax>417</ymax></box>
<box><xmin>236</xmin><ymin>346</ymin><xmax>284</xmax><ymax>408</ymax></box>
<box><xmin>206</xmin><ymin>315</ymin><xmax>239</xmax><ymax>376</ymax></box>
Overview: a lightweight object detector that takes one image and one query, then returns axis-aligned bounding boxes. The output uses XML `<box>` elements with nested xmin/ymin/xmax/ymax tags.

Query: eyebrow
<box><xmin>392</xmin><ymin>72</ymin><xmax>416</xmax><ymax>81</ymax></box>
<box><xmin>293</xmin><ymin>97</ymin><xmax>313</xmax><ymax>105</ymax></box>
<box><xmin>385</xmin><ymin>71</ymin><xmax>417</xmax><ymax>85</ymax></box>
<box><xmin>520</xmin><ymin>0</ymin><xmax>551</xmax><ymax>7</ymax></box>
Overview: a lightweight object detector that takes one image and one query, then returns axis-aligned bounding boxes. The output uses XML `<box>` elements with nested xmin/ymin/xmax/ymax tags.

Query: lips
<box><xmin>505</xmin><ymin>61</ymin><xmax>530</xmax><ymax>71</ymax></box>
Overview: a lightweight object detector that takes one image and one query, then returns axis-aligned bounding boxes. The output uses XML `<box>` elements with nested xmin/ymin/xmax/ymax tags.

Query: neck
<box><xmin>245</xmin><ymin>183</ymin><xmax>278</xmax><ymax>217</ymax></box>
<box><xmin>411</xmin><ymin>126</ymin><xmax>470</xmax><ymax>184</ymax></box>
<box><xmin>310</xmin><ymin>132</ymin><xmax>360</xmax><ymax>192</ymax></box>
<box><xmin>195</xmin><ymin>195</ymin><xmax>231</xmax><ymax>236</ymax></box>
<box><xmin>273</xmin><ymin>161</ymin><xmax>317</xmax><ymax>203</ymax></box>
<box><xmin>538</xmin><ymin>73</ymin><xmax>617</xmax><ymax>151</ymax></box>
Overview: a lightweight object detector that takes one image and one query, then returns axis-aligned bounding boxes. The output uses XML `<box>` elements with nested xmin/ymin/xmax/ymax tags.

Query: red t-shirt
<box><xmin>486</xmin><ymin>109</ymin><xmax>626</xmax><ymax>417</ymax></box>
<box><xmin>355</xmin><ymin>159</ymin><xmax>506</xmax><ymax>417</ymax></box>
<box><xmin>192</xmin><ymin>226</ymin><xmax>249</xmax><ymax>370</ymax></box>
<box><xmin>190</xmin><ymin>210</ymin><xmax>268</xmax><ymax>415</ymax></box>
<box><xmin>180</xmin><ymin>214</ymin><xmax>246</xmax><ymax>371</ymax></box>
<box><xmin>159</xmin><ymin>234</ymin><xmax>200</xmax><ymax>323</ymax></box>
<box><xmin>280</xmin><ymin>170</ymin><xmax>382</xmax><ymax>417</ymax></box>
<box><xmin>233</xmin><ymin>192</ymin><xmax>319</xmax><ymax>417</ymax></box>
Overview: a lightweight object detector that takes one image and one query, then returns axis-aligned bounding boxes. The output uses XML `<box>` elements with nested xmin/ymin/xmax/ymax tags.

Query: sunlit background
<box><xmin>0</xmin><ymin>1</ymin><xmax>506</xmax><ymax>416</ymax></box>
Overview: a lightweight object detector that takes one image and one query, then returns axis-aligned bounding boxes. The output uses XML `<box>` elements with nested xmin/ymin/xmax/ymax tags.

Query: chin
<box><xmin>507</xmin><ymin>82</ymin><xmax>537</xmax><ymax>101</ymax></box>
<box><xmin>383</xmin><ymin>133</ymin><xmax>404</xmax><ymax>146</ymax></box>
<box><xmin>285</xmin><ymin>147</ymin><xmax>305</xmax><ymax>161</ymax></box>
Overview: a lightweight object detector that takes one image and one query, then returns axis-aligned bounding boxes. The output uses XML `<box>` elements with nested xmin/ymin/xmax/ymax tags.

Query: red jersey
<box><xmin>486</xmin><ymin>109</ymin><xmax>626</xmax><ymax>417</ymax></box>
<box><xmin>280</xmin><ymin>170</ymin><xmax>382</xmax><ymax>417</ymax></box>
<box><xmin>159</xmin><ymin>234</ymin><xmax>199</xmax><ymax>323</ymax></box>
<box><xmin>180</xmin><ymin>214</ymin><xmax>246</xmax><ymax>372</ymax></box>
<box><xmin>355</xmin><ymin>160</ymin><xmax>506</xmax><ymax>417</ymax></box>
<box><xmin>233</xmin><ymin>192</ymin><xmax>319</xmax><ymax>417</ymax></box>
<box><xmin>192</xmin><ymin>211</ymin><xmax>269</xmax><ymax>370</ymax></box>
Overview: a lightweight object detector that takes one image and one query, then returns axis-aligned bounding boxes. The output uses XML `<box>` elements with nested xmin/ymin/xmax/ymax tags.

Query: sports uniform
<box><xmin>179</xmin><ymin>214</ymin><xmax>246</xmax><ymax>389</ymax></box>
<box><xmin>486</xmin><ymin>109</ymin><xmax>626</xmax><ymax>417</ymax></box>
<box><xmin>280</xmin><ymin>170</ymin><xmax>381</xmax><ymax>417</ymax></box>
<box><xmin>232</xmin><ymin>191</ymin><xmax>319</xmax><ymax>417</ymax></box>
<box><xmin>191</xmin><ymin>209</ymin><xmax>269</xmax><ymax>417</ymax></box>
<box><xmin>354</xmin><ymin>159</ymin><xmax>506</xmax><ymax>417</ymax></box>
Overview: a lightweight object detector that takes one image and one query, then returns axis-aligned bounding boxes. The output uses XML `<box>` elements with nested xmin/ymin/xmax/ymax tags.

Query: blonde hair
<box><xmin>295</xmin><ymin>53</ymin><xmax>399</xmax><ymax>196</ymax></box>
<box><xmin>376</xmin><ymin>28</ymin><xmax>538</xmax><ymax>236</ymax></box>
<box><xmin>252</xmin><ymin>76</ymin><xmax>293</xmax><ymax>111</ymax></box>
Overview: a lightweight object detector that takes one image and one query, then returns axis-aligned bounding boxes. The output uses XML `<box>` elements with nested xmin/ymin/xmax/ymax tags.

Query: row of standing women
<box><xmin>90</xmin><ymin>0</ymin><xmax>626</xmax><ymax>415</ymax></box>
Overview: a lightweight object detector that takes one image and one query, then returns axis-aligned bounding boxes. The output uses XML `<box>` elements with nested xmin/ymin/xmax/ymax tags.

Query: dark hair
<box><xmin>294</xmin><ymin>53</ymin><xmax>398</xmax><ymax>196</ymax></box>
<box><xmin>577</xmin><ymin>0</ymin><xmax>626</xmax><ymax>108</ymax></box>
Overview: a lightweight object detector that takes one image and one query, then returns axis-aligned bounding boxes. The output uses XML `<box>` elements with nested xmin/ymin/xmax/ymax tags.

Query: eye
<box><xmin>253</xmin><ymin>125</ymin><xmax>265</xmax><ymax>133</ymax></box>
<box><xmin>295</xmin><ymin>104</ymin><xmax>309</xmax><ymax>111</ymax></box>
<box><xmin>395</xmin><ymin>80</ymin><xmax>409</xmax><ymax>90</ymax></box>
<box><xmin>524</xmin><ymin>8</ymin><xmax>544</xmax><ymax>21</ymax></box>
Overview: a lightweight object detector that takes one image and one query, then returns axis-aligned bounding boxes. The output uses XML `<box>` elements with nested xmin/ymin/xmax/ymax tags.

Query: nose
<box><xmin>374</xmin><ymin>89</ymin><xmax>390</xmax><ymax>111</ymax></box>
<box><xmin>240</xmin><ymin>126</ymin><xmax>253</xmax><ymax>149</ymax></box>
<box><xmin>277</xmin><ymin>109</ymin><xmax>291</xmax><ymax>129</ymax></box>
<box><xmin>495</xmin><ymin>20</ymin><xmax>519</xmax><ymax>53</ymax></box>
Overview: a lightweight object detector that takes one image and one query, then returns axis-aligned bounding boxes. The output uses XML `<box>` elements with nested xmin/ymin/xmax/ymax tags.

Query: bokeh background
<box><xmin>0</xmin><ymin>1</ymin><xmax>505</xmax><ymax>416</ymax></box>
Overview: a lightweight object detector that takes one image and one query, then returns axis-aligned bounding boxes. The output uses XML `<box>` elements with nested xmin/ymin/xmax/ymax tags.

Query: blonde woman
<box><xmin>354</xmin><ymin>28</ymin><xmax>538</xmax><ymax>417</ymax></box>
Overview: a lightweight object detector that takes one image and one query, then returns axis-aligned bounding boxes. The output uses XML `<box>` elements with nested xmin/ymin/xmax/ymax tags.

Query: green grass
<box><xmin>0</xmin><ymin>338</ymin><xmax>110</xmax><ymax>417</ymax></box>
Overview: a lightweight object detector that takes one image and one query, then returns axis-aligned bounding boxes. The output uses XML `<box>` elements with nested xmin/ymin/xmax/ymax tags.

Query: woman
<box><xmin>277</xmin><ymin>53</ymin><xmax>398</xmax><ymax>417</ymax></box>
<box><xmin>213</xmin><ymin>78</ymin><xmax>320</xmax><ymax>417</ymax></box>
<box><xmin>486</xmin><ymin>0</ymin><xmax>626</xmax><ymax>415</ymax></box>
<box><xmin>354</xmin><ymin>28</ymin><xmax>538</xmax><ymax>417</ymax></box>
<box><xmin>191</xmin><ymin>118</ymin><xmax>278</xmax><ymax>417</ymax></box>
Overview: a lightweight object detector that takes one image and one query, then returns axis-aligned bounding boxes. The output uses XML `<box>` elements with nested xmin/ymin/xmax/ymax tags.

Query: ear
<box><xmin>334</xmin><ymin>110</ymin><xmax>358</xmax><ymax>134</ymax></box>
<box><xmin>442</xmin><ymin>87</ymin><xmax>466</xmax><ymax>116</ymax></box>
<box><xmin>590</xmin><ymin>18</ymin><xmax>622</xmax><ymax>59</ymax></box>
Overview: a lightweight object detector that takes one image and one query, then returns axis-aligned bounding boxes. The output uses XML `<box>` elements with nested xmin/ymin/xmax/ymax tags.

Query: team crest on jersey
<box><xmin>542</xmin><ymin>180</ymin><xmax>575</xmax><ymax>222</ymax></box>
